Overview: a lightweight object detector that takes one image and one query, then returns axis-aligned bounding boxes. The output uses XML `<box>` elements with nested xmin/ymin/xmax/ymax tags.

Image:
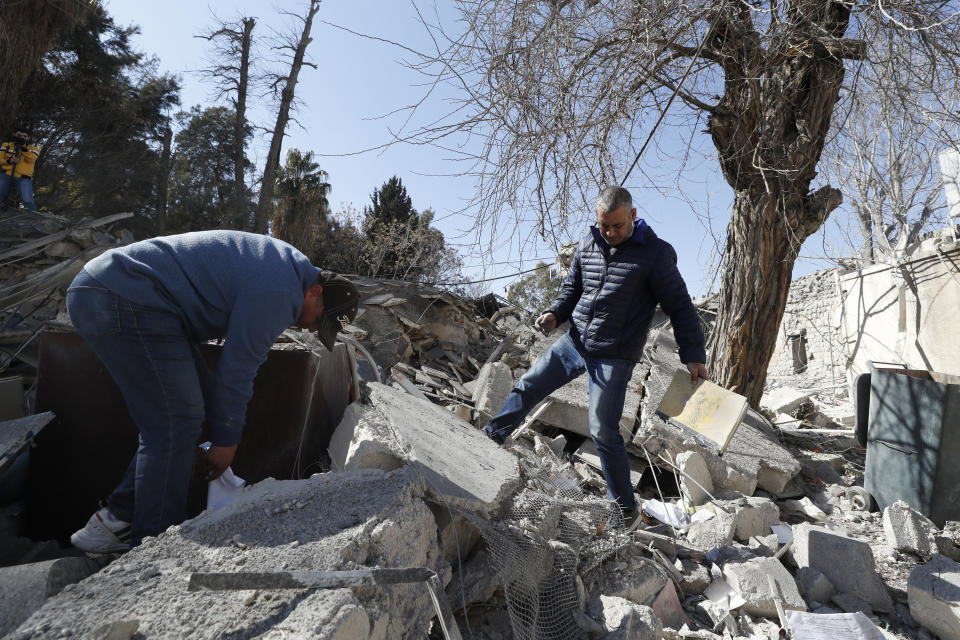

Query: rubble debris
<box><xmin>935</xmin><ymin>521</ymin><xmax>960</xmax><ymax>562</ymax></box>
<box><xmin>907</xmin><ymin>554</ymin><xmax>960</xmax><ymax>640</ymax></box>
<box><xmin>795</xmin><ymin>566</ymin><xmax>836</xmax><ymax>604</ymax></box>
<box><xmin>760</xmin><ymin>386</ymin><xmax>811</xmax><ymax>415</ymax></box>
<box><xmin>722</xmin><ymin>555</ymin><xmax>806</xmax><ymax>618</ymax></box>
<box><xmin>581</xmin><ymin>546</ymin><xmax>668</xmax><ymax>608</ymax></box>
<box><xmin>789</xmin><ymin>523</ymin><xmax>894</xmax><ymax>612</ymax></box>
<box><xmin>650</xmin><ymin>581</ymin><xmax>690</xmax><ymax>629</ymax></box>
<box><xmin>676</xmin><ymin>558</ymin><xmax>711</xmax><ymax>595</ymax></box>
<box><xmin>329</xmin><ymin>383</ymin><xmax>520</xmax><ymax>512</ymax></box>
<box><xmin>0</xmin><ymin>556</ymin><xmax>99</xmax><ymax>636</ymax></box>
<box><xmin>0</xmin><ymin>412</ymin><xmax>53</xmax><ymax>474</ymax></box>
<box><xmin>676</xmin><ymin>449</ymin><xmax>714</xmax><ymax>507</ymax></box>
<box><xmin>470</xmin><ymin>361</ymin><xmax>513</xmax><ymax>422</ymax></box>
<box><xmin>657</xmin><ymin>368</ymin><xmax>748</xmax><ymax>452</ymax></box>
<box><xmin>685</xmin><ymin>509</ymin><xmax>736</xmax><ymax>551</ymax></box>
<box><xmin>883</xmin><ymin>500</ymin><xmax>938</xmax><ymax>558</ymax></box>
<box><xmin>591</xmin><ymin>596</ymin><xmax>662</xmax><ymax>639</ymax></box>
<box><xmin>831</xmin><ymin>592</ymin><xmax>874</xmax><ymax>616</ymax></box>
<box><xmin>9</xmin><ymin>468</ymin><xmax>446</xmax><ymax>639</ymax></box>
<box><xmin>726</xmin><ymin>496</ymin><xmax>780</xmax><ymax>542</ymax></box>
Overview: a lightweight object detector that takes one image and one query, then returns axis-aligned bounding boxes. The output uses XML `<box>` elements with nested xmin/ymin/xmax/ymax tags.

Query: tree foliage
<box><xmin>506</xmin><ymin>262</ymin><xmax>563</xmax><ymax>315</ymax></box>
<box><xmin>401</xmin><ymin>0</ymin><xmax>960</xmax><ymax>405</ymax></box>
<box><xmin>165</xmin><ymin>106</ymin><xmax>253</xmax><ymax>233</ymax></box>
<box><xmin>270</xmin><ymin>148</ymin><xmax>331</xmax><ymax>255</ymax></box>
<box><xmin>16</xmin><ymin>3</ymin><xmax>180</xmax><ymax>227</ymax></box>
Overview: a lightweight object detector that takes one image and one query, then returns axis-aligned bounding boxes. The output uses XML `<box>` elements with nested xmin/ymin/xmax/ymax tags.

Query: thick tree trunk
<box><xmin>232</xmin><ymin>17</ymin><xmax>254</xmax><ymax>230</ymax></box>
<box><xmin>705</xmin><ymin>0</ymin><xmax>853</xmax><ymax>406</ymax></box>
<box><xmin>253</xmin><ymin>0</ymin><xmax>320</xmax><ymax>234</ymax></box>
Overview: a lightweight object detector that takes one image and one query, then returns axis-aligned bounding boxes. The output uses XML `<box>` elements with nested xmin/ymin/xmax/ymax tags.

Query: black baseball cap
<box><xmin>316</xmin><ymin>272</ymin><xmax>359</xmax><ymax>351</ymax></box>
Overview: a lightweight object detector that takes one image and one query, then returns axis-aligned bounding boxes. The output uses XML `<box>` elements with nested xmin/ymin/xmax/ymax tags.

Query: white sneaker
<box><xmin>70</xmin><ymin>507</ymin><xmax>131</xmax><ymax>553</ymax></box>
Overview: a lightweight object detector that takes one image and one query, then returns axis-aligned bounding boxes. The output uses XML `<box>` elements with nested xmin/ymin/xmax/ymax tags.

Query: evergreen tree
<box><xmin>365</xmin><ymin>175</ymin><xmax>417</xmax><ymax>234</ymax></box>
<box><xmin>506</xmin><ymin>262</ymin><xmax>563</xmax><ymax>315</ymax></box>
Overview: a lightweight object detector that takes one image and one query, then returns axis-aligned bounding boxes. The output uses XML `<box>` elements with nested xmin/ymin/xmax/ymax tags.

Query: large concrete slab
<box><xmin>721</xmin><ymin>410</ymin><xmax>801</xmax><ymax>495</ymax></box>
<box><xmin>0</xmin><ymin>412</ymin><xmax>54</xmax><ymax>475</ymax></box>
<box><xmin>337</xmin><ymin>383</ymin><xmax>521</xmax><ymax>513</ymax></box>
<box><xmin>908</xmin><ymin>554</ymin><xmax>960</xmax><ymax>640</ymax></box>
<box><xmin>723</xmin><ymin>556</ymin><xmax>806</xmax><ymax>618</ymax></box>
<box><xmin>790</xmin><ymin>523</ymin><xmax>893</xmax><ymax>612</ymax></box>
<box><xmin>8</xmin><ymin>467</ymin><xmax>445</xmax><ymax>640</ymax></box>
<box><xmin>0</xmin><ymin>556</ymin><xmax>98</xmax><ymax>637</ymax></box>
<box><xmin>657</xmin><ymin>369</ymin><xmax>747</xmax><ymax>451</ymax></box>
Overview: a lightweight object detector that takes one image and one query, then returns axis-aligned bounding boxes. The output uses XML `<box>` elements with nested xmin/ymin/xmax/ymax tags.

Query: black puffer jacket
<box><xmin>547</xmin><ymin>220</ymin><xmax>706</xmax><ymax>364</ymax></box>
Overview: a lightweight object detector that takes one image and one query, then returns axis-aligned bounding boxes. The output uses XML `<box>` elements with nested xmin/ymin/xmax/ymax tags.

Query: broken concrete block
<box><xmin>8</xmin><ymin>468</ymin><xmax>445</xmax><ymax>640</ymax></box>
<box><xmin>685</xmin><ymin>509</ymin><xmax>736</xmax><ymax>551</ymax></box>
<box><xmin>0</xmin><ymin>556</ymin><xmax>98</xmax><ymax>637</ymax></box>
<box><xmin>471</xmin><ymin>362</ymin><xmax>514</xmax><ymax>420</ymax></box>
<box><xmin>444</xmin><ymin>548</ymin><xmax>501</xmax><ymax>611</ymax></box>
<box><xmin>676</xmin><ymin>558</ymin><xmax>711</xmax><ymax>595</ymax></box>
<box><xmin>883</xmin><ymin>500</ymin><xmax>938</xmax><ymax>558</ymax></box>
<box><xmin>790</xmin><ymin>523</ymin><xmax>893</xmax><ymax>612</ymax></box>
<box><xmin>703</xmin><ymin>452</ymin><xmax>757</xmax><ymax>496</ymax></box>
<box><xmin>936</xmin><ymin>521</ymin><xmax>960</xmax><ymax>563</ymax></box>
<box><xmin>343</xmin><ymin>384</ymin><xmax>521</xmax><ymax>512</ymax></box>
<box><xmin>908</xmin><ymin>554</ymin><xmax>960</xmax><ymax>640</ymax></box>
<box><xmin>597</xmin><ymin>597</ymin><xmax>662</xmax><ymax>640</ymax></box>
<box><xmin>729</xmin><ymin>497</ymin><xmax>780</xmax><ymax>542</ymax></box>
<box><xmin>583</xmin><ymin>548</ymin><xmax>668</xmax><ymax>607</ymax></box>
<box><xmin>328</xmin><ymin>401</ymin><xmax>404</xmax><ymax>473</ymax></box>
<box><xmin>723</xmin><ymin>556</ymin><xmax>806</xmax><ymax>618</ymax></box>
<box><xmin>760</xmin><ymin>387</ymin><xmax>810</xmax><ymax>415</ymax></box>
<box><xmin>721</xmin><ymin>410</ymin><xmax>801</xmax><ymax>494</ymax></box>
<box><xmin>428</xmin><ymin>504</ymin><xmax>482</xmax><ymax>568</ymax></box>
<box><xmin>795</xmin><ymin>567</ymin><xmax>835</xmax><ymax>604</ymax></box>
<box><xmin>651</xmin><ymin>581</ymin><xmax>689</xmax><ymax>629</ymax></box>
<box><xmin>657</xmin><ymin>369</ymin><xmax>748</xmax><ymax>451</ymax></box>
<box><xmin>677</xmin><ymin>450</ymin><xmax>714</xmax><ymax>507</ymax></box>
<box><xmin>831</xmin><ymin>592</ymin><xmax>874</xmax><ymax>617</ymax></box>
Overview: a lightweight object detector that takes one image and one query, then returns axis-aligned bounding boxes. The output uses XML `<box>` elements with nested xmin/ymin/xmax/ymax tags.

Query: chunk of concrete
<box><xmin>471</xmin><ymin>362</ymin><xmax>514</xmax><ymax>420</ymax></box>
<box><xmin>336</xmin><ymin>384</ymin><xmax>521</xmax><ymax>512</ymax></box>
<box><xmin>795</xmin><ymin>567</ymin><xmax>835</xmax><ymax>604</ymax></box>
<box><xmin>685</xmin><ymin>509</ymin><xmax>736</xmax><ymax>551</ymax></box>
<box><xmin>676</xmin><ymin>558</ymin><xmax>711</xmax><ymax>595</ymax></box>
<box><xmin>723</xmin><ymin>556</ymin><xmax>806</xmax><ymax>618</ymax></box>
<box><xmin>657</xmin><ymin>369</ymin><xmax>748</xmax><ymax>451</ymax></box>
<box><xmin>677</xmin><ymin>450</ymin><xmax>714</xmax><ymax>507</ymax></box>
<box><xmin>883</xmin><ymin>500</ymin><xmax>938</xmax><ymax>558</ymax></box>
<box><xmin>729</xmin><ymin>497</ymin><xmax>780</xmax><ymax>542</ymax></box>
<box><xmin>703</xmin><ymin>452</ymin><xmax>758</xmax><ymax>496</ymax></box>
<box><xmin>7</xmin><ymin>468</ymin><xmax>445</xmax><ymax>640</ymax></box>
<box><xmin>0</xmin><ymin>556</ymin><xmax>98</xmax><ymax>637</ymax></box>
<box><xmin>328</xmin><ymin>402</ymin><xmax>404</xmax><ymax>473</ymax></box>
<box><xmin>790</xmin><ymin>523</ymin><xmax>893</xmax><ymax>612</ymax></box>
<box><xmin>831</xmin><ymin>592</ymin><xmax>874</xmax><ymax>616</ymax></box>
<box><xmin>597</xmin><ymin>597</ymin><xmax>662</xmax><ymax>640</ymax></box>
<box><xmin>651</xmin><ymin>581</ymin><xmax>689</xmax><ymax>629</ymax></box>
<box><xmin>760</xmin><ymin>387</ymin><xmax>810</xmax><ymax>415</ymax></box>
<box><xmin>583</xmin><ymin>548</ymin><xmax>668</xmax><ymax>607</ymax></box>
<box><xmin>908</xmin><ymin>554</ymin><xmax>960</xmax><ymax>640</ymax></box>
<box><xmin>721</xmin><ymin>410</ymin><xmax>801</xmax><ymax>494</ymax></box>
<box><xmin>428</xmin><ymin>503</ymin><xmax>481</xmax><ymax>567</ymax></box>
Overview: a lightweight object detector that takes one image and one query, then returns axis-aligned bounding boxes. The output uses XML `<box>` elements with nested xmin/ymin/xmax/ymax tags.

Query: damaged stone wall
<box><xmin>765</xmin><ymin>269</ymin><xmax>845</xmax><ymax>392</ymax></box>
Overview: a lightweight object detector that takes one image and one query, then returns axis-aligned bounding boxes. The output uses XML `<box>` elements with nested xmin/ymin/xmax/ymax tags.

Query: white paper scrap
<box><xmin>208</xmin><ymin>467</ymin><xmax>245</xmax><ymax>510</ymax></box>
<box><xmin>690</xmin><ymin>509</ymin><xmax>716</xmax><ymax>524</ymax></box>
<box><xmin>642</xmin><ymin>500</ymin><xmax>691</xmax><ymax>530</ymax></box>
<box><xmin>704</xmin><ymin>577</ymin><xmax>746</xmax><ymax>612</ymax></box>
<box><xmin>784</xmin><ymin>610</ymin><xmax>886</xmax><ymax>640</ymax></box>
<box><xmin>771</xmin><ymin>522</ymin><xmax>793</xmax><ymax>544</ymax></box>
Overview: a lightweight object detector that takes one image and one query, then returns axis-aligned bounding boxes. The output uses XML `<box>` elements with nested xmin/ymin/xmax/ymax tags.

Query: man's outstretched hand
<box><xmin>536</xmin><ymin>312</ymin><xmax>558</xmax><ymax>333</ymax></box>
<box><xmin>205</xmin><ymin>444</ymin><xmax>237</xmax><ymax>480</ymax></box>
<box><xmin>687</xmin><ymin>362</ymin><xmax>709</xmax><ymax>384</ymax></box>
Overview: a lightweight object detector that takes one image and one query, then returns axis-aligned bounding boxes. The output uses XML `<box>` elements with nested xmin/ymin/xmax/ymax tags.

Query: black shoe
<box><xmin>485</xmin><ymin>427</ymin><xmax>507</xmax><ymax>445</ymax></box>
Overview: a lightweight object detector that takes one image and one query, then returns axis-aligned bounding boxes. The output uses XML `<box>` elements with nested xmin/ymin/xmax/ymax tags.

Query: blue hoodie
<box><xmin>82</xmin><ymin>231</ymin><xmax>322</xmax><ymax>445</ymax></box>
<box><xmin>548</xmin><ymin>219</ymin><xmax>706</xmax><ymax>364</ymax></box>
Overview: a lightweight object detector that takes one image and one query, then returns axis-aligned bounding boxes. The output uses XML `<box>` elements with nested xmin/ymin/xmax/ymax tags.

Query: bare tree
<box><xmin>197</xmin><ymin>15</ymin><xmax>257</xmax><ymax>230</ymax></box>
<box><xmin>253</xmin><ymin>0</ymin><xmax>321</xmax><ymax>234</ymax></box>
<box><xmin>823</xmin><ymin>27</ymin><xmax>960</xmax><ymax>266</ymax></box>
<box><xmin>396</xmin><ymin>0</ymin><xmax>960</xmax><ymax>406</ymax></box>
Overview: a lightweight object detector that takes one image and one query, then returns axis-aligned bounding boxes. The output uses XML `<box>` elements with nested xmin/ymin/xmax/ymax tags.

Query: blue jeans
<box><xmin>485</xmin><ymin>332</ymin><xmax>637</xmax><ymax>510</ymax></box>
<box><xmin>0</xmin><ymin>173</ymin><xmax>37</xmax><ymax>211</ymax></box>
<box><xmin>67</xmin><ymin>269</ymin><xmax>211</xmax><ymax>544</ymax></box>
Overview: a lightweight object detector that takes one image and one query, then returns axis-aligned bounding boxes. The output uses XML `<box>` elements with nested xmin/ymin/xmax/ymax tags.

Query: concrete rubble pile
<box><xmin>4</xmin><ymin>259</ymin><xmax>960</xmax><ymax>639</ymax></box>
<box><xmin>0</xmin><ymin>210</ymin><xmax>134</xmax><ymax>375</ymax></box>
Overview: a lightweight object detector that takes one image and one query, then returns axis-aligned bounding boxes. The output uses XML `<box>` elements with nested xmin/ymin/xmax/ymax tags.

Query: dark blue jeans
<box><xmin>67</xmin><ymin>269</ymin><xmax>210</xmax><ymax>544</ymax></box>
<box><xmin>0</xmin><ymin>173</ymin><xmax>37</xmax><ymax>211</ymax></box>
<box><xmin>485</xmin><ymin>332</ymin><xmax>637</xmax><ymax>510</ymax></box>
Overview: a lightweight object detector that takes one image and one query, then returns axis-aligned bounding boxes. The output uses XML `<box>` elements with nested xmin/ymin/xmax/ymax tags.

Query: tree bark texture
<box><xmin>232</xmin><ymin>17</ymin><xmax>254</xmax><ymax>230</ymax></box>
<box><xmin>253</xmin><ymin>0</ymin><xmax>320</xmax><ymax>234</ymax></box>
<box><xmin>706</xmin><ymin>1</ymin><xmax>851</xmax><ymax>406</ymax></box>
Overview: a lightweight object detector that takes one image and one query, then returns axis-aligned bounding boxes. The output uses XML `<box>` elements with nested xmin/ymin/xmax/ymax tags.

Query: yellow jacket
<box><xmin>1</xmin><ymin>140</ymin><xmax>41</xmax><ymax>178</ymax></box>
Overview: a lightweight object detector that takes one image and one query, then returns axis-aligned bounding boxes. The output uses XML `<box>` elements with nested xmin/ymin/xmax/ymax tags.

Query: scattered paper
<box><xmin>642</xmin><ymin>499</ymin><xmax>691</xmax><ymax>529</ymax></box>
<box><xmin>690</xmin><ymin>509</ymin><xmax>716</xmax><ymax>524</ymax></box>
<box><xmin>704</xmin><ymin>577</ymin><xmax>746</xmax><ymax>612</ymax></box>
<box><xmin>771</xmin><ymin>522</ymin><xmax>793</xmax><ymax>544</ymax></box>
<box><xmin>784</xmin><ymin>610</ymin><xmax>886</xmax><ymax>640</ymax></box>
<box><xmin>208</xmin><ymin>466</ymin><xmax>245</xmax><ymax>510</ymax></box>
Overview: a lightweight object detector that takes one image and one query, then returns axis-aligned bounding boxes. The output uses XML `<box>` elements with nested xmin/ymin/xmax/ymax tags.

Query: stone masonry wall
<box><xmin>766</xmin><ymin>268</ymin><xmax>847</xmax><ymax>393</ymax></box>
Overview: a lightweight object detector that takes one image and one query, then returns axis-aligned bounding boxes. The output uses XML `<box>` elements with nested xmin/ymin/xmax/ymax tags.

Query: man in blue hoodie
<box><xmin>485</xmin><ymin>187</ymin><xmax>708</xmax><ymax>521</ymax></box>
<box><xmin>66</xmin><ymin>231</ymin><xmax>359</xmax><ymax>553</ymax></box>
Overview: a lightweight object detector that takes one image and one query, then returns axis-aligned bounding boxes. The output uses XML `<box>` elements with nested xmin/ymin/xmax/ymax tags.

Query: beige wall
<box><xmin>839</xmin><ymin>234</ymin><xmax>960</xmax><ymax>383</ymax></box>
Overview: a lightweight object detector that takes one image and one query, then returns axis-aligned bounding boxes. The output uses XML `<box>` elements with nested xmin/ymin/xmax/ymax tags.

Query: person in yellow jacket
<box><xmin>0</xmin><ymin>126</ymin><xmax>41</xmax><ymax>211</ymax></box>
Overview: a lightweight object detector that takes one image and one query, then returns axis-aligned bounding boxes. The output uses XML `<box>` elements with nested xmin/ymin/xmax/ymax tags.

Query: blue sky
<box><xmin>107</xmin><ymin>0</ymin><xmax>838</xmax><ymax>296</ymax></box>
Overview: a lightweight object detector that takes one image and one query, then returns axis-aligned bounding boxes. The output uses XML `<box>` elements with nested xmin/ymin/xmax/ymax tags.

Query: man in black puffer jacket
<box><xmin>485</xmin><ymin>186</ymin><xmax>708</xmax><ymax>521</ymax></box>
